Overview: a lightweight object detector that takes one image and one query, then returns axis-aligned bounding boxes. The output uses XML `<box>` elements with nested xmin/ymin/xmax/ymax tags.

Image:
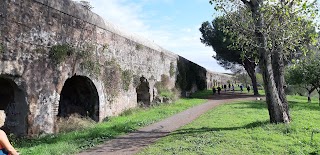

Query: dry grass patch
<box><xmin>56</xmin><ymin>114</ymin><xmax>95</xmax><ymax>133</ymax></box>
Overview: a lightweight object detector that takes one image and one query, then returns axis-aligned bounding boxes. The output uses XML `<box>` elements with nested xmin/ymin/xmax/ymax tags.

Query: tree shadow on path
<box><xmin>170</xmin><ymin>120</ymin><xmax>269</xmax><ymax>136</ymax></box>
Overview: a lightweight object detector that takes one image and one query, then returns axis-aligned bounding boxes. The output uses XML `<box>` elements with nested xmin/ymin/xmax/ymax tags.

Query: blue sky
<box><xmin>76</xmin><ymin>0</ymin><xmax>229</xmax><ymax>73</ymax></box>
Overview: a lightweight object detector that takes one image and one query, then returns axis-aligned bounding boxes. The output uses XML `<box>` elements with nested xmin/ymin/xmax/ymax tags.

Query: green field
<box><xmin>138</xmin><ymin>95</ymin><xmax>320</xmax><ymax>155</ymax></box>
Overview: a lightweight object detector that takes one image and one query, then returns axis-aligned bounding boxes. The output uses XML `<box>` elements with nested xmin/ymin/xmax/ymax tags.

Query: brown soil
<box><xmin>78</xmin><ymin>92</ymin><xmax>259</xmax><ymax>155</ymax></box>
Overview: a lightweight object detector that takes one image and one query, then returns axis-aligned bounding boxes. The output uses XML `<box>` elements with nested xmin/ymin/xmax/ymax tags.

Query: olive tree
<box><xmin>287</xmin><ymin>52</ymin><xmax>320</xmax><ymax>104</ymax></box>
<box><xmin>209</xmin><ymin>0</ymin><xmax>319</xmax><ymax>123</ymax></box>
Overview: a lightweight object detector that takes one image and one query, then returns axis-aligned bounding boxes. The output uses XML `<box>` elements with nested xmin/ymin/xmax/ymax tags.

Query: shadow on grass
<box><xmin>190</xmin><ymin>91</ymin><xmax>261</xmax><ymax>100</ymax></box>
<box><xmin>226</xmin><ymin>98</ymin><xmax>320</xmax><ymax>111</ymax></box>
<box><xmin>235</xmin><ymin>101</ymin><xmax>267</xmax><ymax>109</ymax></box>
<box><xmin>171</xmin><ymin>120</ymin><xmax>269</xmax><ymax>135</ymax></box>
<box><xmin>288</xmin><ymin>101</ymin><xmax>320</xmax><ymax>111</ymax></box>
<box><xmin>310</xmin><ymin>150</ymin><xmax>320</xmax><ymax>155</ymax></box>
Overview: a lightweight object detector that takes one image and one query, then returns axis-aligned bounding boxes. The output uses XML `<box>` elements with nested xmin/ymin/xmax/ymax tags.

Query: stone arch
<box><xmin>136</xmin><ymin>76</ymin><xmax>150</xmax><ymax>106</ymax></box>
<box><xmin>0</xmin><ymin>77</ymin><xmax>28</xmax><ymax>136</ymax></box>
<box><xmin>58</xmin><ymin>75</ymin><xmax>99</xmax><ymax>122</ymax></box>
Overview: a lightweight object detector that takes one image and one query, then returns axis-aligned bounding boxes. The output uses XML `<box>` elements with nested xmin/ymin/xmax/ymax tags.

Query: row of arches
<box><xmin>0</xmin><ymin>75</ymin><xmax>151</xmax><ymax>135</ymax></box>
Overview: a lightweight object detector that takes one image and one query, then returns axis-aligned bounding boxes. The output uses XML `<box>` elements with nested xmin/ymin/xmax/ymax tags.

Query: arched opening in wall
<box><xmin>0</xmin><ymin>77</ymin><xmax>28</xmax><ymax>136</ymax></box>
<box><xmin>58</xmin><ymin>75</ymin><xmax>99</xmax><ymax>122</ymax></box>
<box><xmin>136</xmin><ymin>77</ymin><xmax>150</xmax><ymax>106</ymax></box>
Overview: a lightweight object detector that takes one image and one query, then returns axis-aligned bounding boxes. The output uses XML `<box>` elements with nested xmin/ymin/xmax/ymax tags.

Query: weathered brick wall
<box><xmin>0</xmin><ymin>0</ymin><xmax>233</xmax><ymax>136</ymax></box>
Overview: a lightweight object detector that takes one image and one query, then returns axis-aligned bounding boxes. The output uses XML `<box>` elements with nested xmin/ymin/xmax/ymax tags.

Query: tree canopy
<box><xmin>199</xmin><ymin>14</ymin><xmax>259</xmax><ymax>95</ymax></box>
<box><xmin>200</xmin><ymin>18</ymin><xmax>243</xmax><ymax>70</ymax></box>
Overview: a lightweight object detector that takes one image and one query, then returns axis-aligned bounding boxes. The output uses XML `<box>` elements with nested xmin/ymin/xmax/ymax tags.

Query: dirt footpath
<box><xmin>78</xmin><ymin>92</ymin><xmax>258</xmax><ymax>155</ymax></box>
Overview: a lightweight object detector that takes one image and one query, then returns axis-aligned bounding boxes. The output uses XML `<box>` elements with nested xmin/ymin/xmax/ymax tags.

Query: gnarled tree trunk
<box><xmin>250</xmin><ymin>1</ymin><xmax>290</xmax><ymax>123</ymax></box>
<box><xmin>244</xmin><ymin>59</ymin><xmax>259</xmax><ymax>96</ymax></box>
<box><xmin>273</xmin><ymin>50</ymin><xmax>290</xmax><ymax>121</ymax></box>
<box><xmin>260</xmin><ymin>49</ymin><xmax>290</xmax><ymax>123</ymax></box>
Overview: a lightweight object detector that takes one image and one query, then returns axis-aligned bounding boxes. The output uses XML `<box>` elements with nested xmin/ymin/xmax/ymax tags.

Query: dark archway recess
<box><xmin>58</xmin><ymin>75</ymin><xmax>99</xmax><ymax>122</ymax></box>
<box><xmin>136</xmin><ymin>77</ymin><xmax>150</xmax><ymax>106</ymax></box>
<box><xmin>0</xmin><ymin>77</ymin><xmax>28</xmax><ymax>136</ymax></box>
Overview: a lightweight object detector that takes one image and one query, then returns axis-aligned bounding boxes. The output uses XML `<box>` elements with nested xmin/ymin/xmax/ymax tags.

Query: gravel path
<box><xmin>78</xmin><ymin>92</ymin><xmax>258</xmax><ymax>155</ymax></box>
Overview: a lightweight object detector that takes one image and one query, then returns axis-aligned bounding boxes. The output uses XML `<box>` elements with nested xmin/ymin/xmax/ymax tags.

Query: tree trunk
<box><xmin>260</xmin><ymin>50</ymin><xmax>290</xmax><ymax>123</ymax></box>
<box><xmin>250</xmin><ymin>71</ymin><xmax>259</xmax><ymax>96</ymax></box>
<box><xmin>250</xmin><ymin>2</ymin><xmax>290</xmax><ymax>123</ymax></box>
<box><xmin>317</xmin><ymin>89</ymin><xmax>320</xmax><ymax>106</ymax></box>
<box><xmin>306</xmin><ymin>86</ymin><xmax>316</xmax><ymax>103</ymax></box>
<box><xmin>272</xmin><ymin>50</ymin><xmax>290</xmax><ymax>121</ymax></box>
<box><xmin>318</xmin><ymin>92</ymin><xmax>320</xmax><ymax>106</ymax></box>
<box><xmin>308</xmin><ymin>92</ymin><xmax>311</xmax><ymax>103</ymax></box>
<box><xmin>244</xmin><ymin>59</ymin><xmax>259</xmax><ymax>96</ymax></box>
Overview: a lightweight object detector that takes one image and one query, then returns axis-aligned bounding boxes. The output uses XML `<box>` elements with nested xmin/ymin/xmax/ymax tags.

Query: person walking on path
<box><xmin>212</xmin><ymin>86</ymin><xmax>216</xmax><ymax>95</ymax></box>
<box><xmin>247</xmin><ymin>85</ymin><xmax>251</xmax><ymax>93</ymax></box>
<box><xmin>232</xmin><ymin>84</ymin><xmax>235</xmax><ymax>92</ymax></box>
<box><xmin>217</xmin><ymin>86</ymin><xmax>222</xmax><ymax>95</ymax></box>
<box><xmin>240</xmin><ymin>85</ymin><xmax>243</xmax><ymax>92</ymax></box>
<box><xmin>223</xmin><ymin>84</ymin><xmax>227</xmax><ymax>92</ymax></box>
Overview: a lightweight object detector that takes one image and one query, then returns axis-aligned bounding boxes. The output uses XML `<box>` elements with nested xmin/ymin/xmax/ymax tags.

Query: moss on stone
<box><xmin>121</xmin><ymin>69</ymin><xmax>133</xmax><ymax>91</ymax></box>
<box><xmin>102</xmin><ymin>43</ymin><xmax>109</xmax><ymax>52</ymax></box>
<box><xmin>132</xmin><ymin>75</ymin><xmax>141</xmax><ymax>88</ymax></box>
<box><xmin>80</xmin><ymin>60</ymin><xmax>101</xmax><ymax>77</ymax></box>
<box><xmin>0</xmin><ymin>43</ymin><xmax>4</xmax><ymax>54</ymax></box>
<box><xmin>169</xmin><ymin>62</ymin><xmax>175</xmax><ymax>77</ymax></box>
<box><xmin>103</xmin><ymin>59</ymin><xmax>121</xmax><ymax>101</ymax></box>
<box><xmin>135</xmin><ymin>44</ymin><xmax>143</xmax><ymax>51</ymax></box>
<box><xmin>33</xmin><ymin>48</ymin><xmax>46</xmax><ymax>53</ymax></box>
<box><xmin>160</xmin><ymin>52</ymin><xmax>165</xmax><ymax>62</ymax></box>
<box><xmin>49</xmin><ymin>44</ymin><xmax>74</xmax><ymax>64</ymax></box>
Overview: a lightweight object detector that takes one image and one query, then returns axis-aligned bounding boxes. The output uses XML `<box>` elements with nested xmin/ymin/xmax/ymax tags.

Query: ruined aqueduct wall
<box><xmin>0</xmin><ymin>0</ymin><xmax>233</xmax><ymax>136</ymax></box>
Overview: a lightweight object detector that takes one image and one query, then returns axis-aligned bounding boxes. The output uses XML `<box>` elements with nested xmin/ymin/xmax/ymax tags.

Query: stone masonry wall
<box><xmin>0</xmin><ymin>0</ymin><xmax>233</xmax><ymax>136</ymax></box>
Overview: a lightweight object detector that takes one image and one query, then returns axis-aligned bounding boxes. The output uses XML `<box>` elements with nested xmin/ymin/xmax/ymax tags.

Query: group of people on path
<box><xmin>240</xmin><ymin>85</ymin><xmax>251</xmax><ymax>93</ymax></box>
<box><xmin>212</xmin><ymin>83</ymin><xmax>251</xmax><ymax>95</ymax></box>
<box><xmin>212</xmin><ymin>83</ymin><xmax>234</xmax><ymax>95</ymax></box>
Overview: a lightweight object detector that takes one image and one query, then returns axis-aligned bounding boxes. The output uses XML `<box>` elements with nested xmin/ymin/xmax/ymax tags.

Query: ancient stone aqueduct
<box><xmin>0</xmin><ymin>0</ymin><xmax>232</xmax><ymax>136</ymax></box>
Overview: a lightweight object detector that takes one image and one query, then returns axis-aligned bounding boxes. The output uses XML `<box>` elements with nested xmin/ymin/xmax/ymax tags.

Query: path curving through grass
<box><xmin>139</xmin><ymin>95</ymin><xmax>320</xmax><ymax>155</ymax></box>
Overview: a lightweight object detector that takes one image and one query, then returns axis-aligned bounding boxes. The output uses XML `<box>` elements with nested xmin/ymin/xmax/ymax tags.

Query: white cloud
<box><xmin>73</xmin><ymin>0</ymin><xmax>228</xmax><ymax>73</ymax></box>
<box><xmin>91</xmin><ymin>0</ymin><xmax>148</xmax><ymax>33</ymax></box>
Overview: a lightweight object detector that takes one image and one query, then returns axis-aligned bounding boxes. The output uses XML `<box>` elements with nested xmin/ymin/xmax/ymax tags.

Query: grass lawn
<box><xmin>15</xmin><ymin>95</ymin><xmax>208</xmax><ymax>155</ymax></box>
<box><xmin>138</xmin><ymin>95</ymin><xmax>320</xmax><ymax>155</ymax></box>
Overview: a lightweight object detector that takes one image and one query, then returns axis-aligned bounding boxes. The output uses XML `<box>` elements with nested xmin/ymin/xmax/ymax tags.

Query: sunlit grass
<box><xmin>139</xmin><ymin>95</ymin><xmax>320</xmax><ymax>155</ymax></box>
